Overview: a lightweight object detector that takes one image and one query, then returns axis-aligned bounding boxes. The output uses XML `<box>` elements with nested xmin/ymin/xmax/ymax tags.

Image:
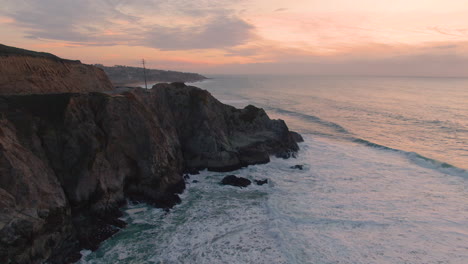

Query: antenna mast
<box><xmin>142</xmin><ymin>58</ymin><xmax>148</xmax><ymax>89</ymax></box>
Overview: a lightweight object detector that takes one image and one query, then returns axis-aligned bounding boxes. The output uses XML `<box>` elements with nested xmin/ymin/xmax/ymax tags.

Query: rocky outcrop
<box><xmin>0</xmin><ymin>44</ymin><xmax>113</xmax><ymax>95</ymax></box>
<box><xmin>0</xmin><ymin>83</ymin><xmax>300</xmax><ymax>263</ymax></box>
<box><xmin>0</xmin><ymin>119</ymin><xmax>74</xmax><ymax>263</ymax></box>
<box><xmin>254</xmin><ymin>179</ymin><xmax>268</xmax><ymax>185</ymax></box>
<box><xmin>290</xmin><ymin>131</ymin><xmax>304</xmax><ymax>142</ymax></box>
<box><xmin>221</xmin><ymin>175</ymin><xmax>252</xmax><ymax>187</ymax></box>
<box><xmin>0</xmin><ymin>91</ymin><xmax>184</xmax><ymax>263</ymax></box>
<box><xmin>150</xmin><ymin>83</ymin><xmax>299</xmax><ymax>171</ymax></box>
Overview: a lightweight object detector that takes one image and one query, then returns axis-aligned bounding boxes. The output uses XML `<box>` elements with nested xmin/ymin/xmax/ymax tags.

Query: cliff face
<box><xmin>0</xmin><ymin>118</ymin><xmax>72</xmax><ymax>263</ymax></box>
<box><xmin>150</xmin><ymin>83</ymin><xmax>298</xmax><ymax>171</ymax></box>
<box><xmin>0</xmin><ymin>57</ymin><xmax>113</xmax><ymax>95</ymax></box>
<box><xmin>0</xmin><ymin>44</ymin><xmax>113</xmax><ymax>95</ymax></box>
<box><xmin>0</xmin><ymin>83</ymin><xmax>300</xmax><ymax>263</ymax></box>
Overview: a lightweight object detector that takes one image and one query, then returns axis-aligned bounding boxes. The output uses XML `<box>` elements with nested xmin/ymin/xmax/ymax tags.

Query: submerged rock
<box><xmin>291</xmin><ymin>164</ymin><xmax>304</xmax><ymax>170</ymax></box>
<box><xmin>254</xmin><ymin>179</ymin><xmax>268</xmax><ymax>185</ymax></box>
<box><xmin>221</xmin><ymin>175</ymin><xmax>252</xmax><ymax>187</ymax></box>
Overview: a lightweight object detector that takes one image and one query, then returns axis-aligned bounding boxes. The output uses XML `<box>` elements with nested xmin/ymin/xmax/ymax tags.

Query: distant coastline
<box><xmin>126</xmin><ymin>77</ymin><xmax>212</xmax><ymax>89</ymax></box>
<box><xmin>95</xmin><ymin>64</ymin><xmax>208</xmax><ymax>86</ymax></box>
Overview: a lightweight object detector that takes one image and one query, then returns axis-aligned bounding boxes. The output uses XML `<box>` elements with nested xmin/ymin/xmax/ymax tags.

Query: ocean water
<box><xmin>80</xmin><ymin>75</ymin><xmax>468</xmax><ymax>264</ymax></box>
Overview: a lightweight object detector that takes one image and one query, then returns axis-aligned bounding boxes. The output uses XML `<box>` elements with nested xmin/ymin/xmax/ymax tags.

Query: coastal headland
<box><xmin>0</xmin><ymin>44</ymin><xmax>301</xmax><ymax>263</ymax></box>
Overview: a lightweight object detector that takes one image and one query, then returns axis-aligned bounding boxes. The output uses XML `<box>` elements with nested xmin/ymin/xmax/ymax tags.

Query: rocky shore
<box><xmin>0</xmin><ymin>82</ymin><xmax>301</xmax><ymax>263</ymax></box>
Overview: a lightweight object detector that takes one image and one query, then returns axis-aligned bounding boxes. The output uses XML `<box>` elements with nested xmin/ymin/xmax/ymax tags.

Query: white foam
<box><xmin>125</xmin><ymin>207</ymin><xmax>147</xmax><ymax>215</ymax></box>
<box><xmin>79</xmin><ymin>135</ymin><xmax>468</xmax><ymax>264</ymax></box>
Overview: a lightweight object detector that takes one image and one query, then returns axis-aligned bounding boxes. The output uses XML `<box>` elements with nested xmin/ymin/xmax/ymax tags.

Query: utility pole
<box><xmin>142</xmin><ymin>58</ymin><xmax>148</xmax><ymax>89</ymax></box>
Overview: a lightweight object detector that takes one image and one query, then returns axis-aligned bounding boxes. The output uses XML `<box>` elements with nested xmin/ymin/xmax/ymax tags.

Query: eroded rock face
<box><xmin>151</xmin><ymin>83</ymin><xmax>299</xmax><ymax>172</ymax></box>
<box><xmin>0</xmin><ymin>119</ymin><xmax>73</xmax><ymax>264</ymax></box>
<box><xmin>0</xmin><ymin>83</ymin><xmax>300</xmax><ymax>263</ymax></box>
<box><xmin>0</xmin><ymin>92</ymin><xmax>183</xmax><ymax>263</ymax></box>
<box><xmin>0</xmin><ymin>56</ymin><xmax>113</xmax><ymax>95</ymax></box>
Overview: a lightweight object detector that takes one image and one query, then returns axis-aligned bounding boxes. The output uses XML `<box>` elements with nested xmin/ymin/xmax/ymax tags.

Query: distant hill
<box><xmin>94</xmin><ymin>64</ymin><xmax>208</xmax><ymax>86</ymax></box>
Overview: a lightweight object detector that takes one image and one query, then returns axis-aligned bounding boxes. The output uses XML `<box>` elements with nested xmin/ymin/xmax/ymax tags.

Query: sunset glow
<box><xmin>1</xmin><ymin>0</ymin><xmax>467</xmax><ymax>75</ymax></box>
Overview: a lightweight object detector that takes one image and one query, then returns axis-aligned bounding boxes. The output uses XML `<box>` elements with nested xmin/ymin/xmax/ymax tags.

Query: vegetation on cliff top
<box><xmin>0</xmin><ymin>43</ymin><xmax>77</xmax><ymax>62</ymax></box>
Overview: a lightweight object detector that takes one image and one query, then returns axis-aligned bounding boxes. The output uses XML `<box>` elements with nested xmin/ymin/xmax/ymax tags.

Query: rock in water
<box><xmin>221</xmin><ymin>175</ymin><xmax>252</xmax><ymax>187</ymax></box>
<box><xmin>291</xmin><ymin>164</ymin><xmax>304</xmax><ymax>170</ymax></box>
<box><xmin>254</xmin><ymin>179</ymin><xmax>268</xmax><ymax>185</ymax></box>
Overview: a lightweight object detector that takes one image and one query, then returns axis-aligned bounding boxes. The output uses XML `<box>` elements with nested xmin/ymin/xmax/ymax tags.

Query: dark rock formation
<box><xmin>290</xmin><ymin>131</ymin><xmax>304</xmax><ymax>142</ymax></box>
<box><xmin>254</xmin><ymin>179</ymin><xmax>268</xmax><ymax>185</ymax></box>
<box><xmin>0</xmin><ymin>44</ymin><xmax>113</xmax><ymax>95</ymax></box>
<box><xmin>221</xmin><ymin>175</ymin><xmax>252</xmax><ymax>188</ymax></box>
<box><xmin>150</xmin><ymin>83</ymin><xmax>299</xmax><ymax>172</ymax></box>
<box><xmin>0</xmin><ymin>91</ymin><xmax>184</xmax><ymax>263</ymax></box>
<box><xmin>0</xmin><ymin>82</ymin><xmax>300</xmax><ymax>263</ymax></box>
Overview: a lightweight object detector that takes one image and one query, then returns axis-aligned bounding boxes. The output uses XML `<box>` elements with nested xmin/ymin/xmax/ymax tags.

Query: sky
<box><xmin>1</xmin><ymin>0</ymin><xmax>468</xmax><ymax>76</ymax></box>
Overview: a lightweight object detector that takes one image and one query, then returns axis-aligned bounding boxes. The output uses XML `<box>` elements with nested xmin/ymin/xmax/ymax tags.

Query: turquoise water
<box><xmin>80</xmin><ymin>75</ymin><xmax>468</xmax><ymax>263</ymax></box>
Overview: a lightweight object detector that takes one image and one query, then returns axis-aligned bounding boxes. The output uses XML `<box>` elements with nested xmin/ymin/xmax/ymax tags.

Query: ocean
<box><xmin>79</xmin><ymin>75</ymin><xmax>468</xmax><ymax>264</ymax></box>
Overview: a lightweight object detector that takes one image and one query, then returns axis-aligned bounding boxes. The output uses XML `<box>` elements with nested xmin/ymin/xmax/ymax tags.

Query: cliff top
<box><xmin>0</xmin><ymin>44</ymin><xmax>113</xmax><ymax>94</ymax></box>
<box><xmin>0</xmin><ymin>43</ymin><xmax>77</xmax><ymax>62</ymax></box>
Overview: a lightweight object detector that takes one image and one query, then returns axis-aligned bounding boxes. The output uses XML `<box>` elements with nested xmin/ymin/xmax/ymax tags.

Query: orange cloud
<box><xmin>0</xmin><ymin>17</ymin><xmax>14</xmax><ymax>24</ymax></box>
<box><xmin>2</xmin><ymin>0</ymin><xmax>468</xmax><ymax>76</ymax></box>
<box><xmin>103</xmin><ymin>30</ymin><xmax>122</xmax><ymax>36</ymax></box>
<box><xmin>32</xmin><ymin>42</ymin><xmax>85</xmax><ymax>49</ymax></box>
<box><xmin>109</xmin><ymin>19</ymin><xmax>131</xmax><ymax>25</ymax></box>
<box><xmin>248</xmin><ymin>10</ymin><xmax>468</xmax><ymax>57</ymax></box>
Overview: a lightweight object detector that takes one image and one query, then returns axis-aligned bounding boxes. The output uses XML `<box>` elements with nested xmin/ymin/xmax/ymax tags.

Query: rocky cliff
<box><xmin>0</xmin><ymin>44</ymin><xmax>113</xmax><ymax>95</ymax></box>
<box><xmin>0</xmin><ymin>83</ymin><xmax>300</xmax><ymax>263</ymax></box>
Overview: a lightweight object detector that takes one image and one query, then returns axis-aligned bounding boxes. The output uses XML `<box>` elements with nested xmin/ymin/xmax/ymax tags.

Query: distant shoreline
<box><xmin>120</xmin><ymin>77</ymin><xmax>212</xmax><ymax>88</ymax></box>
<box><xmin>95</xmin><ymin>64</ymin><xmax>209</xmax><ymax>87</ymax></box>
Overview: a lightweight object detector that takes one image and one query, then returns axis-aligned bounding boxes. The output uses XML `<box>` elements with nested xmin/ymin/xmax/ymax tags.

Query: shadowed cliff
<box><xmin>0</xmin><ymin>83</ymin><xmax>301</xmax><ymax>263</ymax></box>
